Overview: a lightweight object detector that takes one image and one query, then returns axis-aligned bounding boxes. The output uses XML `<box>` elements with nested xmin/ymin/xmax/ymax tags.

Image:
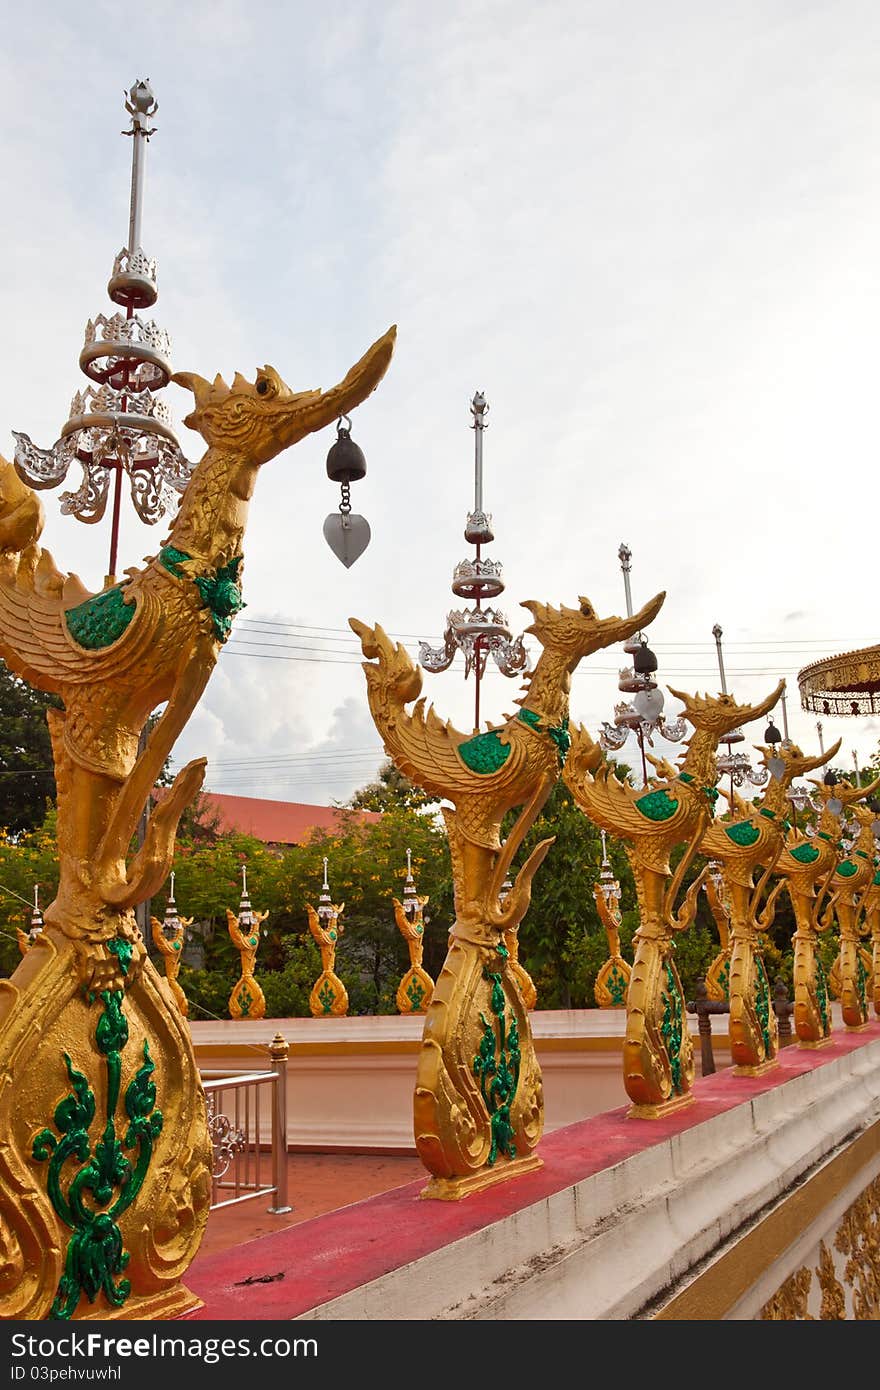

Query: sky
<box><xmin>2</xmin><ymin>1</ymin><xmax>880</xmax><ymax>806</ymax></box>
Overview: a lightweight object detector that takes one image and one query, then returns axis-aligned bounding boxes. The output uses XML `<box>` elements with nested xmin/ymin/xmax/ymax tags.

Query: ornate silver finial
<box><xmin>599</xmin><ymin>542</ymin><xmax>685</xmax><ymax>778</ymax></box>
<box><xmin>13</xmin><ymin>78</ymin><xmax>194</xmax><ymax>583</ymax></box>
<box><xmin>419</xmin><ymin>391</ymin><xmax>529</xmax><ymax>731</ymax></box>
<box><xmin>237</xmin><ymin>863</ymin><xmax>253</xmax><ymax>928</ymax></box>
<box><xmin>597</xmin><ymin>831</ymin><xmax>621</xmax><ymax>908</ymax></box>
<box><xmin>29</xmin><ymin>884</ymin><xmax>44</xmax><ymax>944</ymax></box>
<box><xmin>318</xmin><ymin>857</ymin><xmax>333</xmax><ymax>920</ymax></box>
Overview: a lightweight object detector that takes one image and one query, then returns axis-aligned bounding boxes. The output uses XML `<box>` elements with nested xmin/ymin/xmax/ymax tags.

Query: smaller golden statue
<box><xmin>150</xmin><ymin>871</ymin><xmax>192</xmax><ymax>1016</ymax></box>
<box><xmin>702</xmin><ymin>864</ymin><xmax>732</xmax><ymax>1003</ymax></box>
<box><xmin>592</xmin><ymin>831</ymin><xmax>631</xmax><ymax>1007</ymax></box>
<box><xmin>307</xmin><ymin>857</ymin><xmax>348</xmax><ymax>1017</ymax></box>
<box><xmin>14</xmin><ymin>885</ymin><xmax>44</xmax><ymax>957</ymax></box>
<box><xmin>394</xmin><ymin>849</ymin><xmax>434</xmax><ymax>1014</ymax></box>
<box><xmin>227</xmin><ymin>865</ymin><xmax>268</xmax><ymax>1020</ymax></box>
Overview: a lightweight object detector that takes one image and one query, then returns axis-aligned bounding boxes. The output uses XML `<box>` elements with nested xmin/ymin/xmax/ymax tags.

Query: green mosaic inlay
<box><xmin>159</xmin><ymin>547</ymin><xmax>245</xmax><ymax>642</ymax></box>
<box><xmin>724</xmin><ymin>820</ymin><xmax>760</xmax><ymax>848</ymax></box>
<box><xmin>516</xmin><ymin>709</ymin><xmax>571</xmax><ymax>765</ymax></box>
<box><xmin>405</xmin><ymin>977</ymin><xmax>425</xmax><ymax>1010</ymax></box>
<box><xmin>837</xmin><ymin>860</ymin><xmax>858</xmax><ymax>879</ymax></box>
<box><xmin>65</xmin><ymin>586</ymin><xmax>136</xmax><ymax>651</ymax></box>
<box><xmin>318</xmin><ymin>979</ymin><xmax>336</xmax><ymax>1015</ymax></box>
<box><xmin>678</xmin><ymin>773</ymin><xmax>694</xmax><ymax>784</ymax></box>
<box><xmin>717</xmin><ymin>959</ymin><xmax>730</xmax><ymax>1000</ymax></box>
<box><xmin>635</xmin><ymin>789</ymin><xmax>679</xmax><ymax>822</ymax></box>
<box><xmin>759</xmin><ymin>808</ymin><xmax>776</xmax><ymax>821</ymax></box>
<box><xmin>789</xmin><ymin>843</ymin><xmax>820</xmax><ymax>865</ymax></box>
<box><xmin>856</xmin><ymin>954</ymin><xmax>869</xmax><ymax>1016</ymax></box>
<box><xmin>660</xmin><ymin>959</ymin><xmax>685</xmax><ymax>1093</ymax></box>
<box><xmin>607</xmin><ymin>965</ymin><xmax>628</xmax><ymax>1006</ymax></box>
<box><xmin>815</xmin><ymin>956</ymin><xmax>830</xmax><ymax>1034</ymax></box>
<box><xmin>874</xmin><ymin>870</ymin><xmax>880</xmax><ymax>886</ymax></box>
<box><xmin>473</xmin><ymin>971</ymin><xmax>520</xmax><ymax>1166</ymax></box>
<box><xmin>755</xmin><ymin>955</ymin><xmax>771</xmax><ymax>1056</ymax></box>
<box><xmin>32</xmin><ymin>939</ymin><xmax>162</xmax><ymax>1321</ymax></box>
<box><xmin>237</xmin><ymin>983</ymin><xmax>252</xmax><ymax>1018</ymax></box>
<box><xmin>458</xmin><ymin>730</ymin><xmax>512</xmax><ymax>774</ymax></box>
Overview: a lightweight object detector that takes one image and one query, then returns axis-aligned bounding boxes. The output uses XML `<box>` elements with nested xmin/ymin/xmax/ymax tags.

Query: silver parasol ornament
<box><xmin>13</xmin><ymin>79</ymin><xmax>194</xmax><ymax>583</ymax></box>
<box><xmin>419</xmin><ymin>392</ymin><xmax>529</xmax><ymax>730</ymax></box>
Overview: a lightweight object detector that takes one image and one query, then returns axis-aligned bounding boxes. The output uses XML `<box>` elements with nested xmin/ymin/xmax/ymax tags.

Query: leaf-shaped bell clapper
<box><xmin>323</xmin><ymin>414</ymin><xmax>371</xmax><ymax>568</ymax></box>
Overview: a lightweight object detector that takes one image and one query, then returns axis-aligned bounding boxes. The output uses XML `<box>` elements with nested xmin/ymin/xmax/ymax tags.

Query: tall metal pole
<box><xmin>712</xmin><ymin>624</ymin><xmax>734</xmax><ymax>802</ymax></box>
<box><xmin>780</xmin><ymin>686</ymin><xmax>790</xmax><ymax>742</ymax></box>
<box><xmin>817</xmin><ymin>720</ymin><xmax>824</xmax><ymax>755</ymax></box>
<box><xmin>471</xmin><ymin>392</ymin><xmax>487</xmax><ymax>733</ymax></box>
<box><xmin>712</xmin><ymin>624</ymin><xmax>728</xmax><ymax>696</ymax></box>
<box><xmin>618</xmin><ymin>543</ymin><xmax>634</xmax><ymax>619</ymax></box>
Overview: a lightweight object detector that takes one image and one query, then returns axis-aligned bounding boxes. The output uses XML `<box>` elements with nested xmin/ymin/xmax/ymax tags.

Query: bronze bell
<box><xmin>632</xmin><ymin>637</ymin><xmax>658</xmax><ymax>676</ymax></box>
<box><xmin>326</xmin><ymin>419</ymin><xmax>366</xmax><ymax>483</ymax></box>
<box><xmin>764</xmin><ymin>719</ymin><xmax>782</xmax><ymax>745</ymax></box>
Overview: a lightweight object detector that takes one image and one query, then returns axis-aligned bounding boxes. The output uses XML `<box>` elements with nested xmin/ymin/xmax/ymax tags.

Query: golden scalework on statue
<box><xmin>351</xmin><ymin>588</ymin><xmax>664</xmax><ymax>1197</ymax></box>
<box><xmin>700</xmin><ymin>737</ymin><xmax>834</xmax><ymax>1074</ymax></box>
<box><xmin>0</xmin><ymin>249</ymin><xmax>395</xmax><ymax>1322</ymax></box>
<box><xmin>563</xmin><ymin>679</ymin><xmax>783</xmax><ymax>1118</ymax></box>
<box><xmin>150</xmin><ymin>873</ymin><xmax>192</xmax><ymax>1016</ymax></box>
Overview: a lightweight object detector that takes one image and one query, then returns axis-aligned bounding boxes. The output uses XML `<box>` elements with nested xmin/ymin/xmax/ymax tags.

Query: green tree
<box><xmin>0</xmin><ymin>659</ymin><xmax>61</xmax><ymax>835</ymax></box>
<box><xmin>346</xmin><ymin>759</ymin><xmax>438</xmax><ymax>812</ymax></box>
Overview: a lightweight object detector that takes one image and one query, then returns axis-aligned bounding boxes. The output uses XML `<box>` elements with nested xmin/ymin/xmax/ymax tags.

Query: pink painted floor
<box><xmin>199</xmin><ymin>1152</ymin><xmax>426</xmax><ymax>1258</ymax></box>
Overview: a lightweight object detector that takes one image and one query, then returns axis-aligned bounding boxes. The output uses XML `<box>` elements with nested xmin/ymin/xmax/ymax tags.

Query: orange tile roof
<box><xmin>195</xmin><ymin>792</ymin><xmax>380</xmax><ymax>845</ymax></box>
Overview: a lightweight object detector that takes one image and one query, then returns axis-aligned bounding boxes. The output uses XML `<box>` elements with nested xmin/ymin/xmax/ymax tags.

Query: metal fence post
<box><xmin>772</xmin><ymin>976</ymin><xmax>795</xmax><ymax>1047</ymax></box>
<box><xmin>267</xmin><ymin>1031</ymin><xmax>292</xmax><ymax>1214</ymax></box>
<box><xmin>686</xmin><ymin>975</ymin><xmax>730</xmax><ymax>1076</ymax></box>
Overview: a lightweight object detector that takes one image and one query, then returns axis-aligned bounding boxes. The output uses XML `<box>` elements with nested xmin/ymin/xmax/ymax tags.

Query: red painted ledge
<box><xmin>184</xmin><ymin>1020</ymin><xmax>880</xmax><ymax>1320</ymax></box>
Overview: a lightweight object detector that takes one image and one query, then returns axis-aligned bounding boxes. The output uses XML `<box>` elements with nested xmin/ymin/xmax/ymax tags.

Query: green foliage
<box><xmin>0</xmin><ymin>812</ymin><xmax>60</xmax><ymax>977</ymax></box>
<box><xmin>0</xmin><ymin>658</ymin><xmax>61</xmax><ymax>835</ymax></box>
<box><xmin>346</xmin><ymin>760</ymin><xmax>438</xmax><ymax>812</ymax></box>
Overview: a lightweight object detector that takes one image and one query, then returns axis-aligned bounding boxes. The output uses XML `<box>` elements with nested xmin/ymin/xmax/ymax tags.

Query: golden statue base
<box><xmin>627</xmin><ymin>1092</ymin><xmax>695</xmax><ymax>1122</ymax></box>
<box><xmin>733</xmin><ymin>1058</ymin><xmax>779</xmax><ymax>1078</ymax></box>
<box><xmin>843</xmin><ymin>1021</ymin><xmax>871</xmax><ymax>1033</ymax></box>
<box><xmin>798</xmin><ymin>1036</ymin><xmax>835</xmax><ymax>1050</ymax></box>
<box><xmin>77</xmin><ymin>1285</ymin><xmax>203</xmax><ymax>1321</ymax></box>
<box><xmin>420</xmin><ymin>1153</ymin><xmax>543</xmax><ymax>1202</ymax></box>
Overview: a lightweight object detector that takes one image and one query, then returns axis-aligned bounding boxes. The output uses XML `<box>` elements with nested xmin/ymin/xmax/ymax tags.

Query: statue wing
<box><xmin>0</xmin><ymin>567</ymin><xmax>158</xmax><ymax>694</ymax></box>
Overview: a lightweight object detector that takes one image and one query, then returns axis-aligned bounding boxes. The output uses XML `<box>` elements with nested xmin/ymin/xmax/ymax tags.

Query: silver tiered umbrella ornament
<box><xmin>419</xmin><ymin>392</ymin><xmax>528</xmax><ymax>729</ymax></box>
<box><xmin>599</xmin><ymin>542</ymin><xmax>686</xmax><ymax>783</ymax></box>
<box><xmin>13</xmin><ymin>80</ymin><xmax>194</xmax><ymax>584</ymax></box>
